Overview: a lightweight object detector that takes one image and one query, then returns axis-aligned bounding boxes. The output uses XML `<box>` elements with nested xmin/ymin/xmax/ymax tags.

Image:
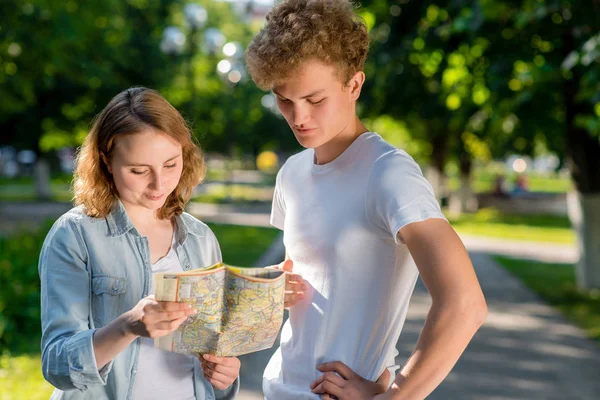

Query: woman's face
<box><xmin>106</xmin><ymin>129</ymin><xmax>183</xmax><ymax>212</ymax></box>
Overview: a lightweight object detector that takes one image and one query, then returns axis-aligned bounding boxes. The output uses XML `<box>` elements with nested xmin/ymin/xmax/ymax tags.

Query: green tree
<box><xmin>0</xmin><ymin>0</ymin><xmax>294</xmax><ymax>199</ymax></box>
<box><xmin>361</xmin><ymin>0</ymin><xmax>600</xmax><ymax>289</ymax></box>
<box><xmin>505</xmin><ymin>0</ymin><xmax>600</xmax><ymax>290</ymax></box>
<box><xmin>362</xmin><ymin>0</ymin><xmax>495</xmax><ymax>211</ymax></box>
<box><xmin>0</xmin><ymin>0</ymin><xmax>178</xmax><ymax>198</ymax></box>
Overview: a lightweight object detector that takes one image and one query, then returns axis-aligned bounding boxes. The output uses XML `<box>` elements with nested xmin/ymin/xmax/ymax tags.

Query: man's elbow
<box><xmin>472</xmin><ymin>295</ymin><xmax>488</xmax><ymax>328</ymax></box>
<box><xmin>465</xmin><ymin>291</ymin><xmax>488</xmax><ymax>330</ymax></box>
<box><xmin>443</xmin><ymin>290</ymin><xmax>488</xmax><ymax>330</ymax></box>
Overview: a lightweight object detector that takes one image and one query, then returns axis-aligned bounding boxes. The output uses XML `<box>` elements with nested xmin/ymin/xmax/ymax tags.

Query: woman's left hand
<box><xmin>201</xmin><ymin>354</ymin><xmax>241</xmax><ymax>390</ymax></box>
<box><xmin>310</xmin><ymin>361</ymin><xmax>390</xmax><ymax>399</ymax></box>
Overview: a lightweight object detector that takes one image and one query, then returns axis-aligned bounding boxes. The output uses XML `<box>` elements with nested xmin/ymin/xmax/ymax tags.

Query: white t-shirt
<box><xmin>132</xmin><ymin>234</ymin><xmax>195</xmax><ymax>400</ymax></box>
<box><xmin>263</xmin><ymin>132</ymin><xmax>446</xmax><ymax>399</ymax></box>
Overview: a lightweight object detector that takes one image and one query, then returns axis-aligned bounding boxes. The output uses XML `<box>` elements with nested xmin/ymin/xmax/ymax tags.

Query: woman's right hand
<box><xmin>124</xmin><ymin>295</ymin><xmax>197</xmax><ymax>339</ymax></box>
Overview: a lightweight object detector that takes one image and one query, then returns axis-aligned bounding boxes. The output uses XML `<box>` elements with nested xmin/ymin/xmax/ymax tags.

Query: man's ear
<box><xmin>348</xmin><ymin>71</ymin><xmax>366</xmax><ymax>101</ymax></box>
<box><xmin>100</xmin><ymin>153</ymin><xmax>112</xmax><ymax>174</ymax></box>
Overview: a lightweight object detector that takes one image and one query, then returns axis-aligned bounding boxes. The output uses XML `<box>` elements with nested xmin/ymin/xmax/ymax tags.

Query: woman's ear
<box><xmin>100</xmin><ymin>153</ymin><xmax>112</xmax><ymax>174</ymax></box>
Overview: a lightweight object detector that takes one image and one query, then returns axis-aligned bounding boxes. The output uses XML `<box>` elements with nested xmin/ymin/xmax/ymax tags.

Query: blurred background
<box><xmin>0</xmin><ymin>0</ymin><xmax>599</xmax><ymax>398</ymax></box>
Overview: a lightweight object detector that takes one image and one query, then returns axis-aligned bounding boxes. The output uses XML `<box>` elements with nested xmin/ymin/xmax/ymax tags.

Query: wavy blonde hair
<box><xmin>73</xmin><ymin>87</ymin><xmax>205</xmax><ymax>219</ymax></box>
<box><xmin>245</xmin><ymin>0</ymin><xmax>370</xmax><ymax>90</ymax></box>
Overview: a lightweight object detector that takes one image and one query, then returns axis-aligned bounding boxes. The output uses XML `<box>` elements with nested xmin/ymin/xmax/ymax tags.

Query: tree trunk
<box><xmin>426</xmin><ymin>134</ymin><xmax>449</xmax><ymax>202</ymax></box>
<box><xmin>568</xmin><ymin>191</ymin><xmax>600</xmax><ymax>290</ymax></box>
<box><xmin>34</xmin><ymin>157</ymin><xmax>52</xmax><ymax>201</ymax></box>
<box><xmin>563</xmin><ymin>29</ymin><xmax>600</xmax><ymax>290</ymax></box>
<box><xmin>449</xmin><ymin>155</ymin><xmax>477</xmax><ymax>215</ymax></box>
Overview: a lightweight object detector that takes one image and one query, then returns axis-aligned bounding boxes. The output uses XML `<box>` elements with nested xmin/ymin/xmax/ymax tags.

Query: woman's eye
<box><xmin>131</xmin><ymin>170</ymin><xmax>146</xmax><ymax>175</ymax></box>
<box><xmin>277</xmin><ymin>97</ymin><xmax>291</xmax><ymax>103</ymax></box>
<box><xmin>165</xmin><ymin>163</ymin><xmax>177</xmax><ymax>169</ymax></box>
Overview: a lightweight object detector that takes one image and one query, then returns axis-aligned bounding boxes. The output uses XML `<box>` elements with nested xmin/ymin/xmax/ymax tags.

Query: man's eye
<box><xmin>277</xmin><ymin>97</ymin><xmax>291</xmax><ymax>103</ymax></box>
<box><xmin>308</xmin><ymin>98</ymin><xmax>325</xmax><ymax>105</ymax></box>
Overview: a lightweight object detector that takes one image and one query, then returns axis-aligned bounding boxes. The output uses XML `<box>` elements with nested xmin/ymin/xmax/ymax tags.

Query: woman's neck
<box><xmin>121</xmin><ymin>201</ymin><xmax>169</xmax><ymax>233</ymax></box>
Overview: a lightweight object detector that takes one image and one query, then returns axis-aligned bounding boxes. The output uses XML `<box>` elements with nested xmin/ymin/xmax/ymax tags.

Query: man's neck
<box><xmin>314</xmin><ymin>117</ymin><xmax>368</xmax><ymax>165</ymax></box>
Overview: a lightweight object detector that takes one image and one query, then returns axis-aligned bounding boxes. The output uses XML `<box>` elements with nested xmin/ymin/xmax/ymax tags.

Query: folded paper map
<box><xmin>154</xmin><ymin>263</ymin><xmax>286</xmax><ymax>357</ymax></box>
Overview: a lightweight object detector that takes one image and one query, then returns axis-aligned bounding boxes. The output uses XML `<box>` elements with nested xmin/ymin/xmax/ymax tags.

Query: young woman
<box><xmin>39</xmin><ymin>87</ymin><xmax>240</xmax><ymax>399</ymax></box>
<box><xmin>246</xmin><ymin>1</ymin><xmax>488</xmax><ymax>399</ymax></box>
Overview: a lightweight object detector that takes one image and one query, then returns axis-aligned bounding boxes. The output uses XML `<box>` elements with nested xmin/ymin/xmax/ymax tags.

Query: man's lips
<box><xmin>295</xmin><ymin>127</ymin><xmax>316</xmax><ymax>134</ymax></box>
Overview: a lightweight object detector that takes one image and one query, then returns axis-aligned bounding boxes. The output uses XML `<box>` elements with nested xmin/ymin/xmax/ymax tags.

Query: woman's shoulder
<box><xmin>52</xmin><ymin>205</ymin><xmax>104</xmax><ymax>228</ymax></box>
<box><xmin>178</xmin><ymin>212</ymin><xmax>215</xmax><ymax>238</ymax></box>
<box><xmin>45</xmin><ymin>206</ymin><xmax>108</xmax><ymax>242</ymax></box>
<box><xmin>41</xmin><ymin>207</ymin><xmax>95</xmax><ymax>258</ymax></box>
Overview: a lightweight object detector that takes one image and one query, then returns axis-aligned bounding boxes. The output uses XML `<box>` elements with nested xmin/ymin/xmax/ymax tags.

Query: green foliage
<box><xmin>494</xmin><ymin>256</ymin><xmax>600</xmax><ymax>342</ymax></box>
<box><xmin>363</xmin><ymin>115</ymin><xmax>428</xmax><ymax>162</ymax></box>
<box><xmin>0</xmin><ymin>0</ymin><xmax>297</xmax><ymax>162</ymax></box>
<box><xmin>360</xmin><ymin>0</ymin><xmax>599</xmax><ymax>189</ymax></box>
<box><xmin>0</xmin><ymin>0</ymin><xmax>178</xmax><ymax>152</ymax></box>
<box><xmin>0</xmin><ymin>221</ymin><xmax>53</xmax><ymax>353</ymax></box>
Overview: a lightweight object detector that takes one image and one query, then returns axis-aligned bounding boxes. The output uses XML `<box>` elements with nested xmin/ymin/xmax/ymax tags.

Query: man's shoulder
<box><xmin>364</xmin><ymin>135</ymin><xmax>418</xmax><ymax>172</ymax></box>
<box><xmin>282</xmin><ymin>149</ymin><xmax>312</xmax><ymax>168</ymax></box>
<box><xmin>277</xmin><ymin>149</ymin><xmax>313</xmax><ymax>179</ymax></box>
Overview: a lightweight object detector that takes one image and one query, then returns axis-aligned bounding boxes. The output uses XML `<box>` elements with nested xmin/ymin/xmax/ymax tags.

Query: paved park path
<box><xmin>238</xmin><ymin>238</ymin><xmax>600</xmax><ymax>399</ymax></box>
<box><xmin>1</xmin><ymin>201</ymin><xmax>598</xmax><ymax>399</ymax></box>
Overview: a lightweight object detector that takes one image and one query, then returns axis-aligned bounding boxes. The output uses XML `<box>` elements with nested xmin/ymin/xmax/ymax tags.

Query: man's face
<box><xmin>272</xmin><ymin>60</ymin><xmax>360</xmax><ymax>150</ymax></box>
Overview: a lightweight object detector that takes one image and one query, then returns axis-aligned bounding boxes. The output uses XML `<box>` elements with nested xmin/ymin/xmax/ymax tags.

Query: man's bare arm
<box><xmin>378</xmin><ymin>218</ymin><xmax>487</xmax><ymax>400</ymax></box>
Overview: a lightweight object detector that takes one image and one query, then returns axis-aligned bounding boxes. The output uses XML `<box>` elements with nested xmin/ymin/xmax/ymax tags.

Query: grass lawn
<box><xmin>446</xmin><ymin>169</ymin><xmax>571</xmax><ymax>194</ymax></box>
<box><xmin>207</xmin><ymin>223</ymin><xmax>279</xmax><ymax>266</ymax></box>
<box><xmin>494</xmin><ymin>256</ymin><xmax>600</xmax><ymax>343</ymax></box>
<box><xmin>0</xmin><ymin>223</ymin><xmax>278</xmax><ymax>397</ymax></box>
<box><xmin>0</xmin><ymin>354</ymin><xmax>54</xmax><ymax>400</ymax></box>
<box><xmin>0</xmin><ymin>183</ymin><xmax>72</xmax><ymax>202</ymax></box>
<box><xmin>447</xmin><ymin>208</ymin><xmax>575</xmax><ymax>245</ymax></box>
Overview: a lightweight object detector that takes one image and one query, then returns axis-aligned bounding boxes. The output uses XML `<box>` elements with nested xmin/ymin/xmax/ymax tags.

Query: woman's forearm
<box><xmin>379</xmin><ymin>299</ymin><xmax>487</xmax><ymax>400</ymax></box>
<box><xmin>93</xmin><ymin>312</ymin><xmax>138</xmax><ymax>370</ymax></box>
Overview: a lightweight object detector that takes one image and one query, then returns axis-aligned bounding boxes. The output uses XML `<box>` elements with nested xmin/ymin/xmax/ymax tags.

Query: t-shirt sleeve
<box><xmin>270</xmin><ymin>163</ymin><xmax>286</xmax><ymax>231</ymax></box>
<box><xmin>366</xmin><ymin>150</ymin><xmax>446</xmax><ymax>244</ymax></box>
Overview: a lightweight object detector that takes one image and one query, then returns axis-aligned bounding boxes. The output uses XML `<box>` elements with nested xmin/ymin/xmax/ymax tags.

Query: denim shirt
<box><xmin>39</xmin><ymin>201</ymin><xmax>239</xmax><ymax>400</ymax></box>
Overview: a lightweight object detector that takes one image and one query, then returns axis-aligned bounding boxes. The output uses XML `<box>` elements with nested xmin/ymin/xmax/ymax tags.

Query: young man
<box><xmin>246</xmin><ymin>1</ymin><xmax>488</xmax><ymax>399</ymax></box>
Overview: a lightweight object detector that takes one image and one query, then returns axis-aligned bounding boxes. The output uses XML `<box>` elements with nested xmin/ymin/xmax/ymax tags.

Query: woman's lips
<box><xmin>146</xmin><ymin>193</ymin><xmax>165</xmax><ymax>201</ymax></box>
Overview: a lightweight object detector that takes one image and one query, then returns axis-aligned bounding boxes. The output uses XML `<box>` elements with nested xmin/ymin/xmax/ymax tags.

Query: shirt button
<box><xmin>132</xmin><ymin>369</ymin><xmax>137</xmax><ymax>375</ymax></box>
<box><xmin>94</xmin><ymin>283</ymin><xmax>100</xmax><ymax>290</ymax></box>
<box><xmin>113</xmin><ymin>285</ymin><xmax>119</xmax><ymax>291</ymax></box>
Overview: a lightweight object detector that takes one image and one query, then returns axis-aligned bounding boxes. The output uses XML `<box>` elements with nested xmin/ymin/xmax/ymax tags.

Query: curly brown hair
<box><xmin>246</xmin><ymin>0</ymin><xmax>370</xmax><ymax>90</ymax></box>
<box><xmin>73</xmin><ymin>87</ymin><xmax>205</xmax><ymax>219</ymax></box>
